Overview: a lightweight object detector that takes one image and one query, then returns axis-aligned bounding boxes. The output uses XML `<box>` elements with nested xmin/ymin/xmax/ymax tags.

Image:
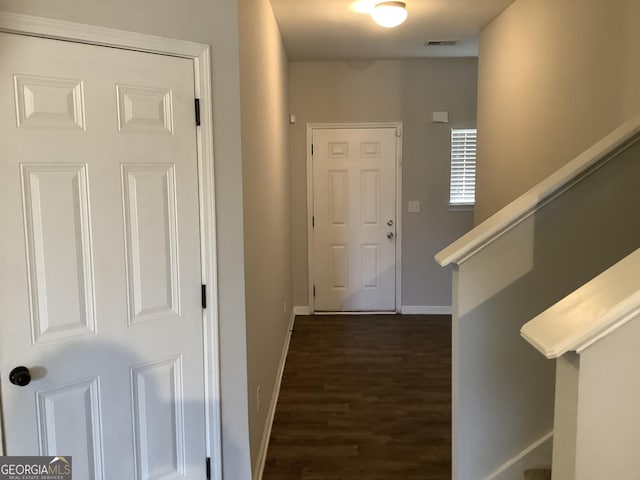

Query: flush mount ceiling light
<box><xmin>371</xmin><ymin>1</ymin><xmax>408</xmax><ymax>28</ymax></box>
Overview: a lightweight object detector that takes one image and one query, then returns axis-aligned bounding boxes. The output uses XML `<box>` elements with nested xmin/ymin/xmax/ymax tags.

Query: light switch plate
<box><xmin>408</xmin><ymin>200</ymin><xmax>421</xmax><ymax>213</ymax></box>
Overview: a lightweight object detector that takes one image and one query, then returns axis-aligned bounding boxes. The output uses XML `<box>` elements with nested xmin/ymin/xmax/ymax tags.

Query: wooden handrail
<box><xmin>521</xmin><ymin>248</ymin><xmax>640</xmax><ymax>359</ymax></box>
<box><xmin>435</xmin><ymin>113</ymin><xmax>640</xmax><ymax>267</ymax></box>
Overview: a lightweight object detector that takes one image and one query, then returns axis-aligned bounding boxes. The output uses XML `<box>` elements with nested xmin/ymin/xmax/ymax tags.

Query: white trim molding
<box><xmin>306</xmin><ymin>122</ymin><xmax>403</xmax><ymax>314</ymax></box>
<box><xmin>436</xmin><ymin>113</ymin><xmax>640</xmax><ymax>267</ymax></box>
<box><xmin>0</xmin><ymin>13</ymin><xmax>222</xmax><ymax>478</ymax></box>
<box><xmin>484</xmin><ymin>431</ymin><xmax>553</xmax><ymax>480</ymax></box>
<box><xmin>0</xmin><ymin>12</ymin><xmax>206</xmax><ymax>56</ymax></box>
<box><xmin>293</xmin><ymin>306</ymin><xmax>311</xmax><ymax>316</ymax></box>
<box><xmin>254</xmin><ymin>310</ymin><xmax>296</xmax><ymax>480</ymax></box>
<box><xmin>314</xmin><ymin>311</ymin><xmax>396</xmax><ymax>315</ymax></box>
<box><xmin>401</xmin><ymin>306</ymin><xmax>453</xmax><ymax>315</ymax></box>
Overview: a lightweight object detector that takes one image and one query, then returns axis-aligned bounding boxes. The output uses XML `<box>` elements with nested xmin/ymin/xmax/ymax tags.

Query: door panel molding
<box><xmin>0</xmin><ymin>13</ymin><xmax>221</xmax><ymax>480</ymax></box>
<box><xmin>21</xmin><ymin>163</ymin><xmax>96</xmax><ymax>344</ymax></box>
<box><xmin>306</xmin><ymin>122</ymin><xmax>403</xmax><ymax>313</ymax></box>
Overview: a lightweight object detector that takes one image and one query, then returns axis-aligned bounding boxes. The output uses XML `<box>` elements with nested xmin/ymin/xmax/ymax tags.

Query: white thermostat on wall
<box><xmin>432</xmin><ymin>111</ymin><xmax>449</xmax><ymax>123</ymax></box>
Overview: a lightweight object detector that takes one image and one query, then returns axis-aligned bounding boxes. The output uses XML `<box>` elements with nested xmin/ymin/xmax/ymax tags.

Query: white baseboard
<box><xmin>484</xmin><ymin>431</ymin><xmax>553</xmax><ymax>480</ymax></box>
<box><xmin>296</xmin><ymin>305</ymin><xmax>452</xmax><ymax>315</ymax></box>
<box><xmin>401</xmin><ymin>305</ymin><xmax>453</xmax><ymax>315</ymax></box>
<box><xmin>293</xmin><ymin>306</ymin><xmax>311</xmax><ymax>315</ymax></box>
<box><xmin>254</xmin><ymin>309</ymin><xmax>296</xmax><ymax>480</ymax></box>
<box><xmin>314</xmin><ymin>311</ymin><xmax>396</xmax><ymax>315</ymax></box>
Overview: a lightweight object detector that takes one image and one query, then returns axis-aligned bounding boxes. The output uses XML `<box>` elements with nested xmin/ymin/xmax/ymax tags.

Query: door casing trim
<box><xmin>0</xmin><ymin>13</ymin><xmax>222</xmax><ymax>480</ymax></box>
<box><xmin>306</xmin><ymin>122</ymin><xmax>403</xmax><ymax>313</ymax></box>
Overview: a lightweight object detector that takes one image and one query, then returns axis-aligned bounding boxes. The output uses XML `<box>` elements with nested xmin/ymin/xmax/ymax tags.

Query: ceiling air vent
<box><xmin>425</xmin><ymin>40</ymin><xmax>458</xmax><ymax>46</ymax></box>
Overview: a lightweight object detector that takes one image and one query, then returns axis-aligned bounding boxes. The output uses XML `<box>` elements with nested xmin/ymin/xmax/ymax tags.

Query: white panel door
<box><xmin>312</xmin><ymin>128</ymin><xmax>398</xmax><ymax>311</ymax></box>
<box><xmin>0</xmin><ymin>32</ymin><xmax>207</xmax><ymax>479</ymax></box>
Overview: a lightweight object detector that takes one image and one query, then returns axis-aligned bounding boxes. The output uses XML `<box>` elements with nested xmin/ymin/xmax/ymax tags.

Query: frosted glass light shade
<box><xmin>371</xmin><ymin>2</ymin><xmax>408</xmax><ymax>28</ymax></box>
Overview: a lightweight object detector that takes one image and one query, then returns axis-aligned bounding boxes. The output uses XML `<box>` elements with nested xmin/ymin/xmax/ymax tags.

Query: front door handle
<box><xmin>387</xmin><ymin>232</ymin><xmax>394</xmax><ymax>239</ymax></box>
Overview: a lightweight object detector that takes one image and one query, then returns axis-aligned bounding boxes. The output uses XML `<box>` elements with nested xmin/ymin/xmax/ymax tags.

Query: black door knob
<box><xmin>9</xmin><ymin>366</ymin><xmax>31</xmax><ymax>387</ymax></box>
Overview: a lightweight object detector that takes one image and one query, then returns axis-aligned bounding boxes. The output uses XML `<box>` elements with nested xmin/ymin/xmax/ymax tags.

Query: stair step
<box><xmin>524</xmin><ymin>469</ymin><xmax>552</xmax><ymax>480</ymax></box>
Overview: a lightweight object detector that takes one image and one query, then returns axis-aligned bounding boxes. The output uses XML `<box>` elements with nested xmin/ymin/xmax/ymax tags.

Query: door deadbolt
<box><xmin>387</xmin><ymin>220</ymin><xmax>394</xmax><ymax>226</ymax></box>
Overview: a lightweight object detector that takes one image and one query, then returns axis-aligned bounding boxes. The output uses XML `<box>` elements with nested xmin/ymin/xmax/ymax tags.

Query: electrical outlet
<box><xmin>256</xmin><ymin>385</ymin><xmax>262</xmax><ymax>414</ymax></box>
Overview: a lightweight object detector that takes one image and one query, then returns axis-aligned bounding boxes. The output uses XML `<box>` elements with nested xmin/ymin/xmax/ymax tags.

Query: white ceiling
<box><xmin>269</xmin><ymin>0</ymin><xmax>515</xmax><ymax>60</ymax></box>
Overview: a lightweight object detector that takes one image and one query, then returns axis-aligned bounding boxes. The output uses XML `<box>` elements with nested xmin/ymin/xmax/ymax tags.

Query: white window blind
<box><xmin>450</xmin><ymin>128</ymin><xmax>477</xmax><ymax>206</ymax></box>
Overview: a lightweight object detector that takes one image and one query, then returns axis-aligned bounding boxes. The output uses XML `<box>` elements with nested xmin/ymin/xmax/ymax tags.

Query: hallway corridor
<box><xmin>263</xmin><ymin>314</ymin><xmax>451</xmax><ymax>479</ymax></box>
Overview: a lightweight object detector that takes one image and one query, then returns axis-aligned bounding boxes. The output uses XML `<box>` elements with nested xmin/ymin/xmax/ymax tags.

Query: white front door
<box><xmin>0</xmin><ymin>32</ymin><xmax>206</xmax><ymax>479</ymax></box>
<box><xmin>312</xmin><ymin>127</ymin><xmax>399</xmax><ymax>311</ymax></box>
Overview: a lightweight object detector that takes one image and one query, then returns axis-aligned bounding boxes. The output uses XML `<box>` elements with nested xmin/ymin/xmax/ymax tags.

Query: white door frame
<box><xmin>306</xmin><ymin>122</ymin><xmax>403</xmax><ymax>313</ymax></box>
<box><xmin>0</xmin><ymin>12</ymin><xmax>222</xmax><ymax>480</ymax></box>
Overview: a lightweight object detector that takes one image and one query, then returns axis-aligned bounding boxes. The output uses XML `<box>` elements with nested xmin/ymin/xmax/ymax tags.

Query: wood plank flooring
<box><xmin>263</xmin><ymin>314</ymin><xmax>452</xmax><ymax>480</ymax></box>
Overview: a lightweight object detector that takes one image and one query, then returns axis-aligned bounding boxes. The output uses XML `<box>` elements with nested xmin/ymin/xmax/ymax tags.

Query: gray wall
<box><xmin>0</xmin><ymin>1</ymin><xmax>252</xmax><ymax>478</ymax></box>
<box><xmin>476</xmin><ymin>0</ymin><xmax>640</xmax><ymax>222</ymax></box>
<box><xmin>289</xmin><ymin>59</ymin><xmax>477</xmax><ymax>309</ymax></box>
<box><xmin>573</xmin><ymin>312</ymin><xmax>640</xmax><ymax>480</ymax></box>
<box><xmin>238</xmin><ymin>0</ymin><xmax>292</xmax><ymax>472</ymax></box>
<box><xmin>453</xmin><ymin>137</ymin><xmax>640</xmax><ymax>479</ymax></box>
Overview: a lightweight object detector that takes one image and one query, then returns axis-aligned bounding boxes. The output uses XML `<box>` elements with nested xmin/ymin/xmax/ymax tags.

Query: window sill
<box><xmin>448</xmin><ymin>204</ymin><xmax>474</xmax><ymax>212</ymax></box>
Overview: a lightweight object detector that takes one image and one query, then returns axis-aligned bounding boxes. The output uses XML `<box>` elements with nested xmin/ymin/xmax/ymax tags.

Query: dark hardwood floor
<box><xmin>262</xmin><ymin>314</ymin><xmax>452</xmax><ymax>480</ymax></box>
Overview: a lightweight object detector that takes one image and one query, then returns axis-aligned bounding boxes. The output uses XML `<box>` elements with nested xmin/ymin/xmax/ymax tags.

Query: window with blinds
<box><xmin>449</xmin><ymin>128</ymin><xmax>477</xmax><ymax>206</ymax></box>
